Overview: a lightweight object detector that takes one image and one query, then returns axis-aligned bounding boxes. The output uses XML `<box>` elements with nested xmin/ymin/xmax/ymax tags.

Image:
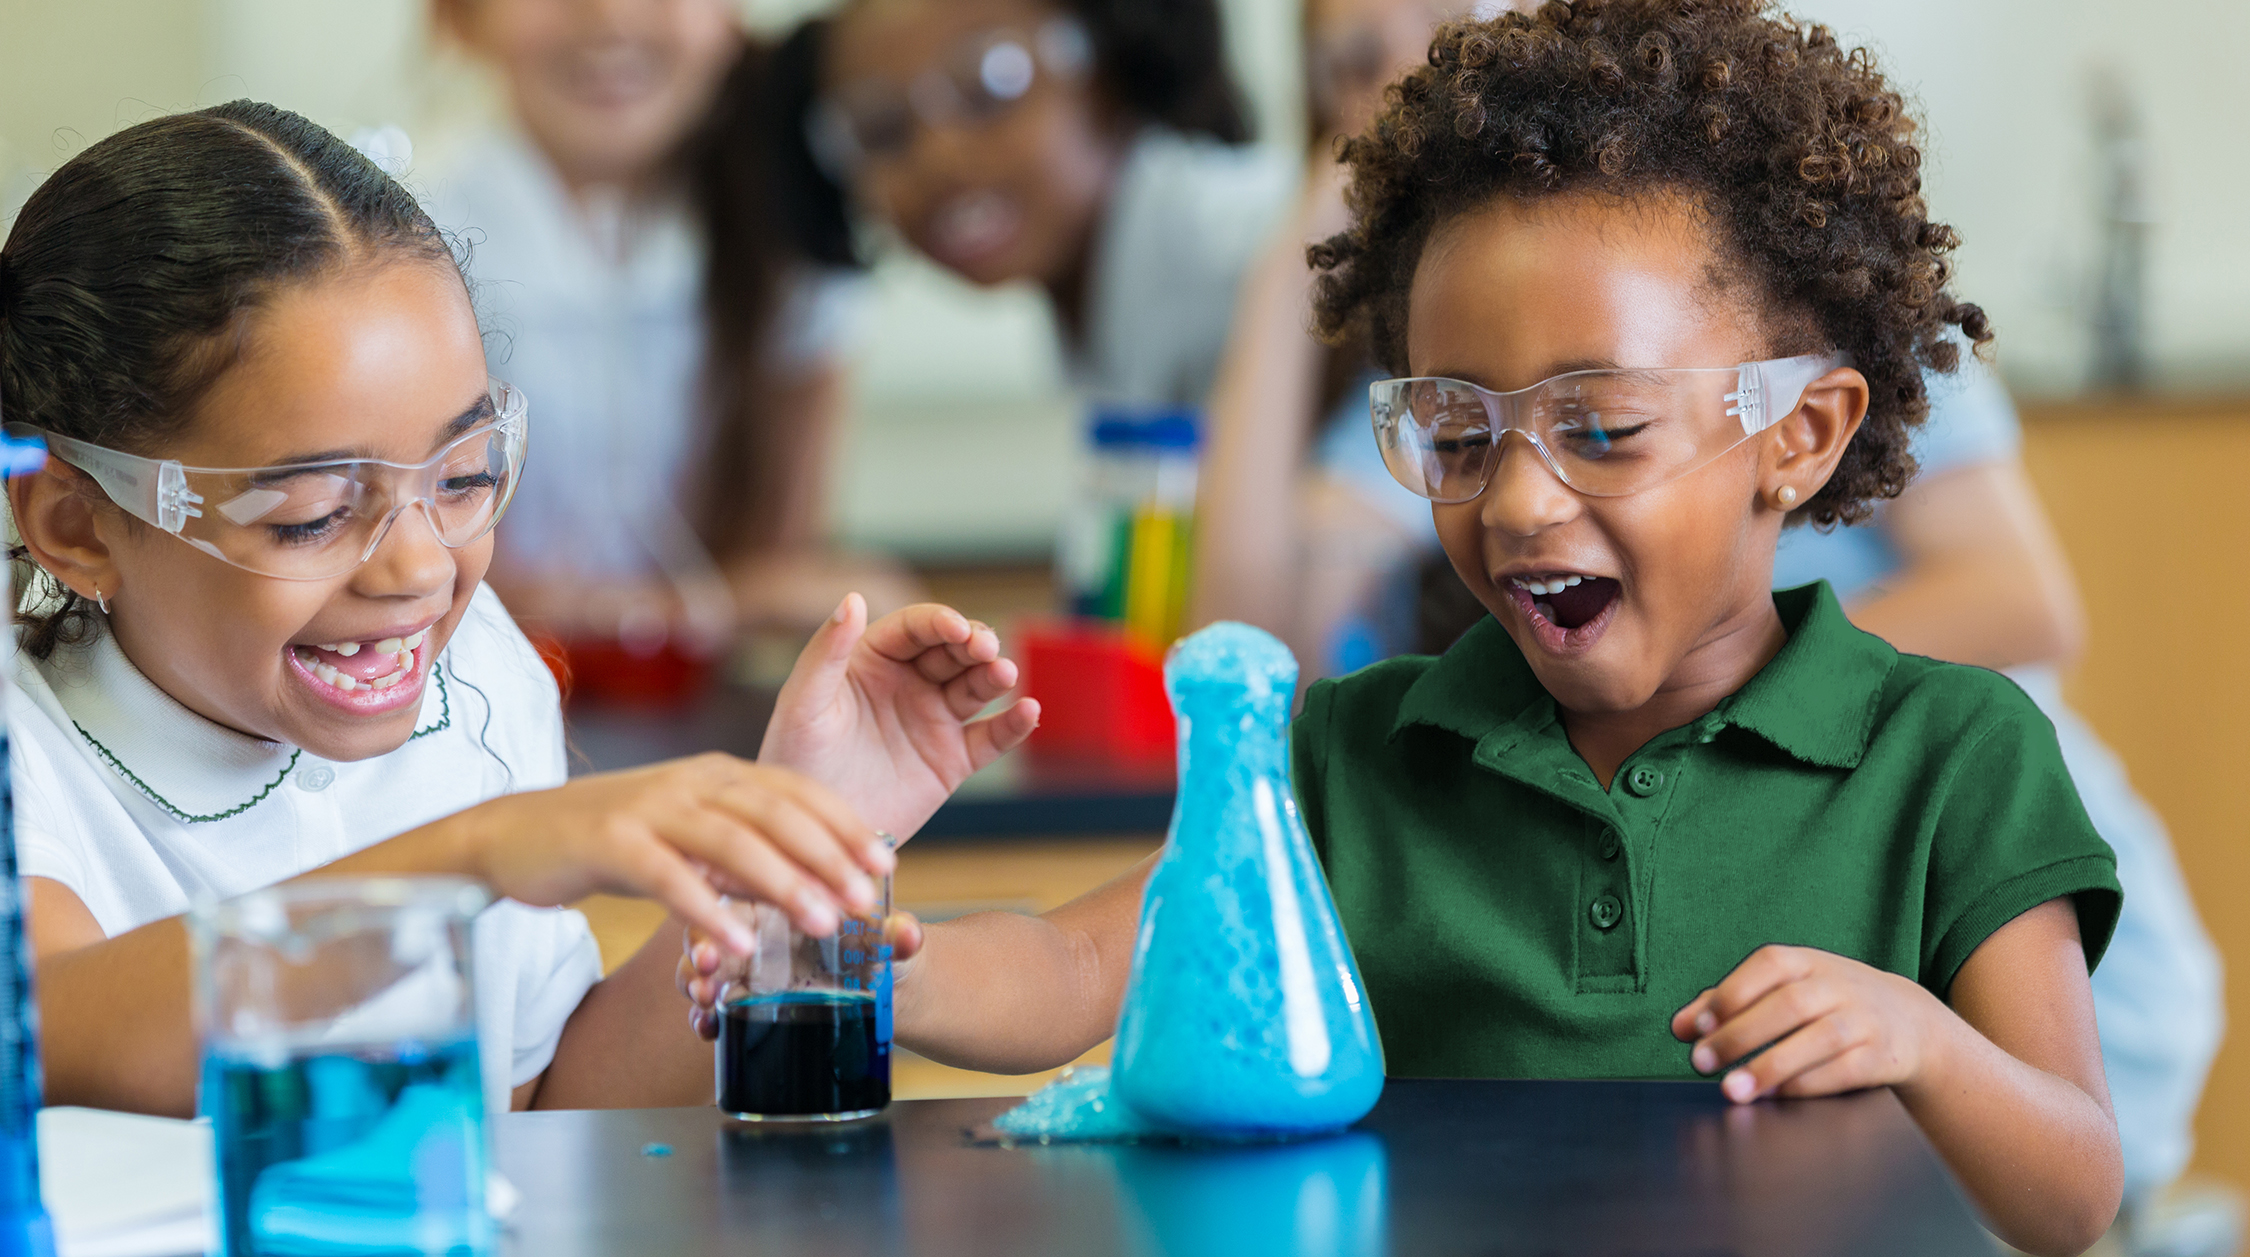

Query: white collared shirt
<box><xmin>6</xmin><ymin>584</ymin><xmax>601</xmax><ymax>1113</ymax></box>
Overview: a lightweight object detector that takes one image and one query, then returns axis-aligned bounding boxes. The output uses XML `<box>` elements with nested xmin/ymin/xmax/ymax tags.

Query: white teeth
<box><xmin>403</xmin><ymin>630</ymin><xmax>426</xmax><ymax>651</ymax></box>
<box><xmin>336</xmin><ymin>673</ymin><xmax>357</xmax><ymax>692</ymax></box>
<box><xmin>316</xmin><ymin>641</ymin><xmax>362</xmax><ymax>656</ymax></box>
<box><xmin>372</xmin><ymin>637</ymin><xmax>404</xmax><ymax>655</ymax></box>
<box><xmin>395</xmin><ymin>650</ymin><xmax>413</xmax><ymax>672</ymax></box>
<box><xmin>1513</xmin><ymin>574</ymin><xmax>1590</xmax><ymax>596</ymax></box>
<box><xmin>371</xmin><ymin>671</ymin><xmax>403</xmax><ymax>690</ymax></box>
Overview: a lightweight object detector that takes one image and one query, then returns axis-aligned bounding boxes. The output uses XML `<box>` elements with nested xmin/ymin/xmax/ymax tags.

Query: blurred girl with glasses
<box><xmin>0</xmin><ymin>101</ymin><xmax>1036</xmax><ymax>1116</ymax></box>
<box><xmin>814</xmin><ymin>0</ymin><xmax>1291</xmax><ymax>409</ymax></box>
<box><xmin>425</xmin><ymin>0</ymin><xmax>916</xmax><ymax>676</ymax></box>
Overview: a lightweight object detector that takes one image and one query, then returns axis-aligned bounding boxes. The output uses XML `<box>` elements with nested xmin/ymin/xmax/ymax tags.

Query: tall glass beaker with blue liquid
<box><xmin>193</xmin><ymin>878</ymin><xmax>491</xmax><ymax>1257</ymax></box>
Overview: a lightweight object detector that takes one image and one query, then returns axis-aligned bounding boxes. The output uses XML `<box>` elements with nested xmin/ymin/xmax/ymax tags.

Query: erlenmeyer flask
<box><xmin>1112</xmin><ymin>623</ymin><xmax>1383</xmax><ymax>1137</ymax></box>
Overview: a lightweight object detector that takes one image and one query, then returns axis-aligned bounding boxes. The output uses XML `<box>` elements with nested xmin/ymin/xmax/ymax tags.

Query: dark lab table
<box><xmin>567</xmin><ymin>686</ymin><xmax>1176</xmax><ymax>840</ymax></box>
<box><xmin>493</xmin><ymin>1079</ymin><xmax>1992</xmax><ymax>1257</ymax></box>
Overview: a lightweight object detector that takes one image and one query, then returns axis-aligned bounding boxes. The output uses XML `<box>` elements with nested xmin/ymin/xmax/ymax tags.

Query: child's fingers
<box><xmin>709</xmin><ymin>784</ymin><xmax>879</xmax><ymax>915</ymax></box>
<box><xmin>1670</xmin><ymin>989</ymin><xmax>1719</xmax><ymax>1041</ymax></box>
<box><xmin>743</xmin><ymin>768</ymin><xmax>894</xmax><ymax>879</ymax></box>
<box><xmin>1701</xmin><ymin>944</ymin><xmax>1816</xmax><ymax>1027</ymax></box>
<box><xmin>1717</xmin><ymin>1011</ymin><xmax>1865</xmax><ymax>1102</ymax></box>
<box><xmin>861</xmin><ymin>603</ymin><xmax>977</xmax><ymax>669</ymax></box>
<box><xmin>1692</xmin><ymin>977</ymin><xmax>1839</xmax><ymax>1075</ymax></box>
<box><xmin>1765</xmin><ymin>1042</ymin><xmax>1888</xmax><ymax>1100</ymax></box>
<box><xmin>658</xmin><ymin>809</ymin><xmax>842</xmax><ymax>937</ymax></box>
<box><xmin>884</xmin><ymin>910</ymin><xmax>926</xmax><ymax>960</ymax></box>
<box><xmin>613</xmin><ymin>838</ymin><xmax>756</xmax><ymax>956</ymax></box>
<box><xmin>939</xmin><ymin>657</ymin><xmax>1021</xmax><ymax>721</ymax></box>
<box><xmin>961</xmin><ymin>699</ymin><xmax>1040</xmax><ymax>771</ymax></box>
<box><xmin>771</xmin><ymin>593</ymin><xmax>867</xmax><ymax>719</ymax></box>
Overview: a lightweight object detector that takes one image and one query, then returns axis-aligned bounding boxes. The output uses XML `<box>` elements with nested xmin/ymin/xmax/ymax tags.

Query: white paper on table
<box><xmin>37</xmin><ymin>1107</ymin><xmax>215</xmax><ymax>1257</ymax></box>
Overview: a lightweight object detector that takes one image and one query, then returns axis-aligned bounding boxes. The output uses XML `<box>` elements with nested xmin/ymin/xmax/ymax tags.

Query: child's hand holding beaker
<box><xmin>403</xmin><ymin>754</ymin><xmax>895</xmax><ymax>954</ymax></box>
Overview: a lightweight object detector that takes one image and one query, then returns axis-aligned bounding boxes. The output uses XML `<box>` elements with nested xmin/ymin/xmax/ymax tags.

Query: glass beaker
<box><xmin>715</xmin><ymin>876</ymin><xmax>893</xmax><ymax>1123</ymax></box>
<box><xmin>192</xmin><ymin>877</ymin><xmax>492</xmax><ymax>1257</ymax></box>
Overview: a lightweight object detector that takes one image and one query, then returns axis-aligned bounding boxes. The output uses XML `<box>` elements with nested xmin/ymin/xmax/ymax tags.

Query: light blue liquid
<box><xmin>1111</xmin><ymin>624</ymin><xmax>1384</xmax><ymax>1138</ymax></box>
<box><xmin>203</xmin><ymin>1039</ymin><xmax>489</xmax><ymax>1257</ymax></box>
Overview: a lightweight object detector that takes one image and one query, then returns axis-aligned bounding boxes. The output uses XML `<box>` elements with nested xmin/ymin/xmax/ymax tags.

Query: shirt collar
<box><xmin>1391</xmin><ymin>581</ymin><xmax>1896</xmax><ymax>769</ymax></box>
<box><xmin>40</xmin><ymin>627</ymin><xmax>450</xmax><ymax>824</ymax></box>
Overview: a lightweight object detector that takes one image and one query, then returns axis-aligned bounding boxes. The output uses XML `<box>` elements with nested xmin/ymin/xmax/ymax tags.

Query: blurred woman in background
<box><xmin>424</xmin><ymin>0</ymin><xmax>913</xmax><ymax>681</ymax></box>
<box><xmin>812</xmin><ymin>0</ymin><xmax>1292</xmax><ymax>410</ymax></box>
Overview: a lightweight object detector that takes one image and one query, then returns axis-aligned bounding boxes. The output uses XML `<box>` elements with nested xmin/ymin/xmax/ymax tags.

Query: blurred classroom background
<box><xmin>7</xmin><ymin>0</ymin><xmax>2250</xmax><ymax>1228</ymax></box>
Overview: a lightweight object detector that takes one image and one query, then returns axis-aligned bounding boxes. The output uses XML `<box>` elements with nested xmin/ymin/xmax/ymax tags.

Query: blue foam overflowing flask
<box><xmin>0</xmin><ymin>429</ymin><xmax>55</xmax><ymax>1257</ymax></box>
<box><xmin>1111</xmin><ymin>622</ymin><xmax>1383</xmax><ymax>1137</ymax></box>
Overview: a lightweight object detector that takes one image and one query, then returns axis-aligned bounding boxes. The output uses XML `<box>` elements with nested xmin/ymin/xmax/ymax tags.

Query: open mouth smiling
<box><xmin>285</xmin><ymin>628</ymin><xmax>433</xmax><ymax>714</ymax></box>
<box><xmin>1503</xmin><ymin>571</ymin><xmax>1623</xmax><ymax>654</ymax></box>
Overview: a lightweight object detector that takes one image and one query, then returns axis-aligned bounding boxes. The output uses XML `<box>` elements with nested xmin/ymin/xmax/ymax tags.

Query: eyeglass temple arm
<box><xmin>14</xmin><ymin>428</ymin><xmax>203</xmax><ymax>532</ymax></box>
<box><xmin>1727</xmin><ymin>353</ymin><xmax>1854</xmax><ymax>436</ymax></box>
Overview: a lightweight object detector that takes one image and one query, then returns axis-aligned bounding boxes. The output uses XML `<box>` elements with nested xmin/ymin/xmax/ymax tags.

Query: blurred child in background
<box><xmin>425</xmin><ymin>0</ymin><xmax>914</xmax><ymax>669</ymax></box>
<box><xmin>1190</xmin><ymin>0</ymin><xmax>1506</xmax><ymax>674</ymax></box>
<box><xmin>813</xmin><ymin>0</ymin><xmax>1292</xmax><ymax>409</ymax></box>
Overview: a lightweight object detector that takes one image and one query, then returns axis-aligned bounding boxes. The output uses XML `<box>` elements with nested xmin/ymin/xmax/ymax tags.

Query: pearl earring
<box><xmin>1775</xmin><ymin>485</ymin><xmax>1800</xmax><ymax>508</ymax></box>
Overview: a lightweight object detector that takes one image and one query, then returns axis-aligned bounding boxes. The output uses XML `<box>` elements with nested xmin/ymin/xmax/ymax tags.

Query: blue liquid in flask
<box><xmin>1111</xmin><ymin>623</ymin><xmax>1383</xmax><ymax>1138</ymax></box>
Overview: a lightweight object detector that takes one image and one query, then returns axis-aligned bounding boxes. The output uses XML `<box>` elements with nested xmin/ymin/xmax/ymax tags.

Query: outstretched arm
<box><xmin>1672</xmin><ymin>899</ymin><xmax>2121</xmax><ymax>1256</ymax></box>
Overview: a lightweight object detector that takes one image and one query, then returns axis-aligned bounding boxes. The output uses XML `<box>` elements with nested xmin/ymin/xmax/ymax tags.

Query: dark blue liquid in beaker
<box><xmin>719</xmin><ymin>992</ymin><xmax>890</xmax><ymax>1119</ymax></box>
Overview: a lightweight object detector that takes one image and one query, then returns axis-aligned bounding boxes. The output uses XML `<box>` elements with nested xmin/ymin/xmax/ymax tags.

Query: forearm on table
<box><xmin>1897</xmin><ymin>1012</ymin><xmax>2122</xmax><ymax>1255</ymax></box>
<box><xmin>532</xmin><ymin>915</ymin><xmax>713</xmax><ymax>1110</ymax></box>
<box><xmin>37</xmin><ymin>917</ymin><xmax>198</xmax><ymax>1116</ymax></box>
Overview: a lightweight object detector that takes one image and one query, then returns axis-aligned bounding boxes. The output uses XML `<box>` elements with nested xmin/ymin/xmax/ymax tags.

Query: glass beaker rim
<box><xmin>194</xmin><ymin>875</ymin><xmax>490</xmax><ymax>940</ymax></box>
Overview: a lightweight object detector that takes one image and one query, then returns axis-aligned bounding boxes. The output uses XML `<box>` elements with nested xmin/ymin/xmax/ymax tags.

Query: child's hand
<box><xmin>1670</xmin><ymin>944</ymin><xmax>1949</xmax><ymax>1103</ymax></box>
<box><xmin>445</xmin><ymin>754</ymin><xmax>893</xmax><ymax>954</ymax></box>
<box><xmin>678</xmin><ymin>911</ymin><xmax>926</xmax><ymax>1040</ymax></box>
<box><xmin>758</xmin><ymin>595</ymin><xmax>1040</xmax><ymax>839</ymax></box>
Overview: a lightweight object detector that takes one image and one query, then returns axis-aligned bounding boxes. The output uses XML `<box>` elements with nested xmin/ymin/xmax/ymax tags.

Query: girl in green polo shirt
<box><xmin>682</xmin><ymin>3</ymin><xmax>2125</xmax><ymax>1249</ymax></box>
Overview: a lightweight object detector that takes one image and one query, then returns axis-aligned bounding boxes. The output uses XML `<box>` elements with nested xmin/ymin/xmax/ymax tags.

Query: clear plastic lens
<box><xmin>1371</xmin><ymin>365</ymin><xmax>1777</xmax><ymax>502</ymax></box>
<box><xmin>168</xmin><ymin>385</ymin><xmax>525</xmax><ymax>580</ymax></box>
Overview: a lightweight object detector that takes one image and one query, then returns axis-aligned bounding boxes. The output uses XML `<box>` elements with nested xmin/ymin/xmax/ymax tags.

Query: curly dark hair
<box><xmin>1309</xmin><ymin>0</ymin><xmax>1992</xmax><ymax>527</ymax></box>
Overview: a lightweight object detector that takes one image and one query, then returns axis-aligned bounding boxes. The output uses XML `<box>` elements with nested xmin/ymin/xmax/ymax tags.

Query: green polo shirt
<box><xmin>1291</xmin><ymin>581</ymin><xmax>2120</xmax><ymax>1080</ymax></box>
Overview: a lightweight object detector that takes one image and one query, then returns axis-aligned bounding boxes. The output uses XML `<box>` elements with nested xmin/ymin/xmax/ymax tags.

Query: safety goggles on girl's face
<box><xmin>807</xmin><ymin>17</ymin><xmax>1092</xmax><ymax>178</ymax></box>
<box><xmin>1369</xmin><ymin>354</ymin><xmax>1850</xmax><ymax>503</ymax></box>
<box><xmin>12</xmin><ymin>381</ymin><xmax>528</xmax><ymax>581</ymax></box>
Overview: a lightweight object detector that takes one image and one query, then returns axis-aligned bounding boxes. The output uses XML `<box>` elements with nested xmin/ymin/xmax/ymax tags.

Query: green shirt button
<box><xmin>1589</xmin><ymin>894</ymin><xmax>1623</xmax><ymax>930</ymax></box>
<box><xmin>1600</xmin><ymin>832</ymin><xmax>1621</xmax><ymax>860</ymax></box>
<box><xmin>1626</xmin><ymin>765</ymin><xmax>1664</xmax><ymax>797</ymax></box>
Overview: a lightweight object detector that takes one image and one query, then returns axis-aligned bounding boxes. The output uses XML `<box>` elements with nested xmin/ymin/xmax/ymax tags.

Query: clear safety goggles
<box><xmin>807</xmin><ymin>17</ymin><xmax>1092</xmax><ymax>178</ymax></box>
<box><xmin>1369</xmin><ymin>354</ymin><xmax>1849</xmax><ymax>503</ymax></box>
<box><xmin>12</xmin><ymin>381</ymin><xmax>529</xmax><ymax>581</ymax></box>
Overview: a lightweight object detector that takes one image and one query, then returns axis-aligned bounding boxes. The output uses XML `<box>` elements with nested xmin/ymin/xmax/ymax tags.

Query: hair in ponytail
<box><xmin>0</xmin><ymin>100</ymin><xmax>458</xmax><ymax>658</ymax></box>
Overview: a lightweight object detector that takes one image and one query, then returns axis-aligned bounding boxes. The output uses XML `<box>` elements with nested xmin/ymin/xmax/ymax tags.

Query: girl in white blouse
<box><xmin>0</xmin><ymin>101</ymin><xmax>1035</xmax><ymax>1116</ymax></box>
